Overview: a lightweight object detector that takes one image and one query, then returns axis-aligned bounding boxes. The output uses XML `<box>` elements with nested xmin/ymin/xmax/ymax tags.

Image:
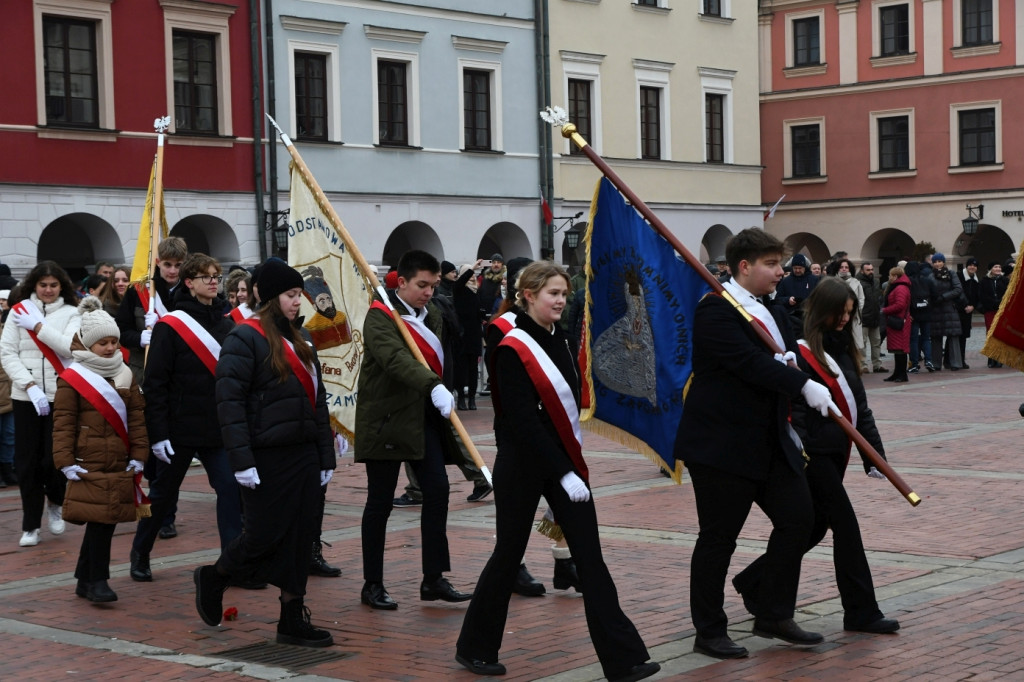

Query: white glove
<box><xmin>26</xmin><ymin>385</ymin><xmax>50</xmax><ymax>416</ymax></box>
<box><xmin>773</xmin><ymin>350</ymin><xmax>797</xmax><ymax>366</ymax></box>
<box><xmin>559</xmin><ymin>472</ymin><xmax>591</xmax><ymax>502</ymax></box>
<box><xmin>12</xmin><ymin>302</ymin><xmax>44</xmax><ymax>331</ymax></box>
<box><xmin>151</xmin><ymin>439</ymin><xmax>175</xmax><ymax>463</ymax></box>
<box><xmin>235</xmin><ymin>467</ymin><xmax>260</xmax><ymax>489</ymax></box>
<box><xmin>61</xmin><ymin>464</ymin><xmax>88</xmax><ymax>481</ymax></box>
<box><xmin>144</xmin><ymin>311</ymin><xmax>159</xmax><ymax>328</ymax></box>
<box><xmin>867</xmin><ymin>466</ymin><xmax>887</xmax><ymax>480</ymax></box>
<box><xmin>801</xmin><ymin>380</ymin><xmax>837</xmax><ymax>417</ymax></box>
<box><xmin>335</xmin><ymin>434</ymin><xmax>349</xmax><ymax>457</ymax></box>
<box><xmin>430</xmin><ymin>384</ymin><xmax>454</xmax><ymax>419</ymax></box>
<box><xmin>140</xmin><ymin>329</ymin><xmax>152</xmax><ymax>347</ymax></box>
<box><xmin>320</xmin><ymin>469</ymin><xmax>334</xmax><ymax>486</ymax></box>
<box><xmin>126</xmin><ymin>459</ymin><xmax>144</xmax><ymax>474</ymax></box>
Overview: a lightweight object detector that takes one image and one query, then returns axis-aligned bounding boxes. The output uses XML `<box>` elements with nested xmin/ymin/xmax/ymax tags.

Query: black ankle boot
<box><xmin>277</xmin><ymin>598</ymin><xmax>334</xmax><ymax>647</ymax></box>
<box><xmin>467</xmin><ymin>396</ymin><xmax>477</xmax><ymax>410</ymax></box>
<box><xmin>309</xmin><ymin>539</ymin><xmax>342</xmax><ymax>577</ymax></box>
<box><xmin>553</xmin><ymin>557</ymin><xmax>583</xmax><ymax>592</ymax></box>
<box><xmin>457</xmin><ymin>396</ymin><xmax>468</xmax><ymax>411</ymax></box>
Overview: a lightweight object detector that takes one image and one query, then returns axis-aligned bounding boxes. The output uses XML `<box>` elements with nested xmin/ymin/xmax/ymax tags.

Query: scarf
<box><xmin>71</xmin><ymin>350</ymin><xmax>127</xmax><ymax>380</ymax></box>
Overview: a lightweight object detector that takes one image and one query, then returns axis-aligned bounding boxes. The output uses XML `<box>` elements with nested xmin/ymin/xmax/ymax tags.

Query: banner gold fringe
<box><xmin>136</xmin><ymin>503</ymin><xmax>152</xmax><ymax>520</ymax></box>
<box><xmin>581</xmin><ymin>418</ymin><xmax>685</xmax><ymax>484</ymax></box>
<box><xmin>535</xmin><ymin>518</ymin><xmax>564</xmax><ymax>542</ymax></box>
<box><xmin>580</xmin><ymin>178</ymin><xmax>602</xmax><ymax>419</ymax></box>
<box><xmin>981</xmin><ymin>242</ymin><xmax>1024</xmax><ymax>371</ymax></box>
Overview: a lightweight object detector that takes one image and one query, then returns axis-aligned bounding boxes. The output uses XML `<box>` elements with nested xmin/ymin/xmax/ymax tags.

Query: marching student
<box><xmin>456</xmin><ymin>261</ymin><xmax>659</xmax><ymax>682</ymax></box>
<box><xmin>128</xmin><ymin>253</ymin><xmax>241</xmax><ymax>582</ymax></box>
<box><xmin>53</xmin><ymin>298</ymin><xmax>148</xmax><ymax>603</ymax></box>
<box><xmin>0</xmin><ymin>261</ymin><xmax>81</xmax><ymax>547</ymax></box>
<box><xmin>224</xmin><ymin>268</ymin><xmax>254</xmax><ymax>323</ymax></box>
<box><xmin>194</xmin><ymin>258</ymin><xmax>336</xmax><ymax>647</ymax></box>
<box><xmin>355</xmin><ymin>249</ymin><xmax>472</xmax><ymax>610</ymax></box>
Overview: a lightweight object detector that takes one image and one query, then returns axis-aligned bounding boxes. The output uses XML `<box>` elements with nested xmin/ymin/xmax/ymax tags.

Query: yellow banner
<box><xmin>130</xmin><ymin>161</ymin><xmax>169</xmax><ymax>283</ymax></box>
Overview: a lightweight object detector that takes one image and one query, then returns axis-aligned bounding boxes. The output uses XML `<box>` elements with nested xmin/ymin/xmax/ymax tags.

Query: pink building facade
<box><xmin>759</xmin><ymin>0</ymin><xmax>1024</xmax><ymax>271</ymax></box>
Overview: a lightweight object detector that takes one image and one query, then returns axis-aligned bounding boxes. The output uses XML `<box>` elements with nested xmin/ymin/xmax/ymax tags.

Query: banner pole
<box><xmin>543</xmin><ymin>110</ymin><xmax>918</xmax><ymax>507</ymax></box>
<box><xmin>144</xmin><ymin>116</ymin><xmax>169</xmax><ymax>368</ymax></box>
<box><xmin>266</xmin><ymin>115</ymin><xmax>492</xmax><ymax>485</ymax></box>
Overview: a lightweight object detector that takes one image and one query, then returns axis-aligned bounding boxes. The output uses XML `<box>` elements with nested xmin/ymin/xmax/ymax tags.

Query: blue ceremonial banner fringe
<box><xmin>580</xmin><ymin>177</ymin><xmax>713</xmax><ymax>482</ymax></box>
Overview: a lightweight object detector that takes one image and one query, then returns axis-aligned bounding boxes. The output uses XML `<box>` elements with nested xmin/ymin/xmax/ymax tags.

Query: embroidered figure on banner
<box><xmin>301</xmin><ymin>265</ymin><xmax>353</xmax><ymax>350</ymax></box>
<box><xmin>592</xmin><ymin>267</ymin><xmax>658</xmax><ymax>406</ymax></box>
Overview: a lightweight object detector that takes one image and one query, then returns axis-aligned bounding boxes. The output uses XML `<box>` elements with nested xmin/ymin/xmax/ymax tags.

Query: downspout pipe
<box><xmin>265</xmin><ymin>0</ymin><xmax>279</xmax><ymax>238</ymax></box>
<box><xmin>535</xmin><ymin>0</ymin><xmax>554</xmax><ymax>260</ymax></box>
<box><xmin>250</xmin><ymin>0</ymin><xmax>266</xmax><ymax>261</ymax></box>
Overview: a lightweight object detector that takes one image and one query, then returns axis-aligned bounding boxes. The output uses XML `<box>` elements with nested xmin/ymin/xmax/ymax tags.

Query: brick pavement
<box><xmin>2</xmin><ymin>337</ymin><xmax>1024</xmax><ymax>680</ymax></box>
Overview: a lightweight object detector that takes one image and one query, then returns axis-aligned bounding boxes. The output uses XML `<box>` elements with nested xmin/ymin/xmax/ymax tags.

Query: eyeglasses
<box><xmin>192</xmin><ymin>274</ymin><xmax>223</xmax><ymax>284</ymax></box>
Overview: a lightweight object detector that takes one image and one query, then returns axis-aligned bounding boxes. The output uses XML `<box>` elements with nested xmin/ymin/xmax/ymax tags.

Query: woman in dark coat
<box><xmin>193</xmin><ymin>259</ymin><xmax>336</xmax><ymax>647</ymax></box>
<box><xmin>928</xmin><ymin>254</ymin><xmax>966</xmax><ymax>370</ymax></box>
<box><xmin>881</xmin><ymin>266</ymin><xmax>911</xmax><ymax>382</ymax></box>
<box><xmin>453</xmin><ymin>260</ymin><xmax>485</xmax><ymax>410</ymax></box>
<box><xmin>733</xmin><ymin>278</ymin><xmax>899</xmax><ymax>634</ymax></box>
<box><xmin>455</xmin><ymin>261</ymin><xmax>659</xmax><ymax>682</ymax></box>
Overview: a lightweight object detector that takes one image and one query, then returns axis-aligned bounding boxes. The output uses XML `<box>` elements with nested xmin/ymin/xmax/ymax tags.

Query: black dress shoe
<box><xmin>158</xmin><ymin>522</ymin><xmax>177</xmax><ymax>539</ymax></box>
<box><xmin>75</xmin><ymin>579</ymin><xmax>89</xmax><ymax>599</ymax></box>
<box><xmin>512</xmin><ymin>563</ymin><xmax>545</xmax><ymax>596</ymax></box>
<box><xmin>467</xmin><ymin>396</ymin><xmax>477</xmax><ymax>410</ymax></box>
<box><xmin>553</xmin><ymin>557</ymin><xmax>582</xmax><ymax>592</ymax></box>
<box><xmin>84</xmin><ymin>579</ymin><xmax>118</xmax><ymax>603</ymax></box>
<box><xmin>457</xmin><ymin>397</ymin><xmax>468</xmax><ymax>411</ymax></box>
<box><xmin>845</xmin><ymin>617</ymin><xmax>900</xmax><ymax>634</ymax></box>
<box><xmin>420</xmin><ymin>576</ymin><xmax>472</xmax><ymax>602</ymax></box>
<box><xmin>129</xmin><ymin>549</ymin><xmax>152</xmax><ymax>582</ymax></box>
<box><xmin>467</xmin><ymin>483</ymin><xmax>493</xmax><ymax>502</ymax></box>
<box><xmin>361</xmin><ymin>582</ymin><xmax>398</xmax><ymax>610</ymax></box>
<box><xmin>609</xmin><ymin>661</ymin><xmax>662</xmax><ymax>682</ymax></box>
<box><xmin>753</xmin><ymin>617</ymin><xmax>824</xmax><ymax>645</ymax></box>
<box><xmin>455</xmin><ymin>653</ymin><xmax>506</xmax><ymax>675</ymax></box>
<box><xmin>194</xmin><ymin>565</ymin><xmax>227</xmax><ymax>626</ymax></box>
<box><xmin>694</xmin><ymin>634</ymin><xmax>748</xmax><ymax>659</ymax></box>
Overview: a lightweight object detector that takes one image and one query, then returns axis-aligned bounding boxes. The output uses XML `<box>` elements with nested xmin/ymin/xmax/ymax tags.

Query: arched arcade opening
<box><xmin>38</xmin><ymin>213</ymin><xmax>125</xmax><ymax>283</ymax></box>
<box><xmin>170</xmin><ymin>215</ymin><xmax>241</xmax><ymax>266</ymax></box>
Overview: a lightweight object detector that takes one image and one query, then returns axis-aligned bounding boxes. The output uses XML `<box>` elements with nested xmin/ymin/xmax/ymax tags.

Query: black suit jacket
<box><xmin>674</xmin><ymin>293</ymin><xmax>809</xmax><ymax>481</ymax></box>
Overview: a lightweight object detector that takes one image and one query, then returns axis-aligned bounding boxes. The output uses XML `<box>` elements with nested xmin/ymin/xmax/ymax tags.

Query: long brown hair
<box><xmin>256</xmin><ymin>296</ymin><xmax>314</xmax><ymax>382</ymax></box>
<box><xmin>802</xmin><ymin>277</ymin><xmax>862</xmax><ymax>377</ymax></box>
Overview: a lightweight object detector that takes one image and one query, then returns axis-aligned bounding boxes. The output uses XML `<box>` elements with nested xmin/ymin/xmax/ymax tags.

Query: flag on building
<box><xmin>579</xmin><ymin>177</ymin><xmax>714</xmax><ymax>482</ymax></box>
<box><xmin>763</xmin><ymin>194</ymin><xmax>785</xmax><ymax>222</ymax></box>
<box><xmin>286</xmin><ymin>162</ymin><xmax>373</xmax><ymax>443</ymax></box>
<box><xmin>982</xmin><ymin>243</ymin><xmax>1024</xmax><ymax>371</ymax></box>
<box><xmin>540</xmin><ymin>186</ymin><xmax>554</xmax><ymax>225</ymax></box>
<box><xmin>129</xmin><ymin>160</ymin><xmax>170</xmax><ymax>283</ymax></box>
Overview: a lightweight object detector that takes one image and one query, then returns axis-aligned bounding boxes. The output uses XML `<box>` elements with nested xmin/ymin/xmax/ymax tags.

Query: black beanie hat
<box><xmin>255</xmin><ymin>258</ymin><xmax>304</xmax><ymax>303</ymax></box>
<box><xmin>441</xmin><ymin>260</ymin><xmax>457</xmax><ymax>276</ymax></box>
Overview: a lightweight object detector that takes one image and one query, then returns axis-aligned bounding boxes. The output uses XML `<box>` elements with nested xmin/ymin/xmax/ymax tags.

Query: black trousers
<box><xmin>733</xmin><ymin>452</ymin><xmax>883</xmax><ymax>629</ymax></box>
<box><xmin>361</xmin><ymin>417</ymin><xmax>450</xmax><ymax>582</ymax></box>
<box><xmin>454</xmin><ymin>352</ymin><xmax>479</xmax><ymax>399</ymax></box>
<box><xmin>12</xmin><ymin>400</ymin><xmax>65</xmax><ymax>532</ymax></box>
<box><xmin>75</xmin><ymin>522</ymin><xmax>116</xmax><ymax>582</ymax></box>
<box><xmin>688</xmin><ymin>458</ymin><xmax>813</xmax><ymax>638</ymax></box>
<box><xmin>457</xmin><ymin>455</ymin><xmax>649</xmax><ymax>679</ymax></box>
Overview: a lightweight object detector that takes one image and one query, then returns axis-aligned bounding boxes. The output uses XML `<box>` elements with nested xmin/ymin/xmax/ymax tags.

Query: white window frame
<box><xmin>871</xmin><ymin>0</ymin><xmax>916</xmax><ymax>60</ymax></box>
<box><xmin>699</xmin><ymin>67</ymin><xmax>735</xmax><ymax>164</ymax></box>
<box><xmin>869</xmin><ymin>108</ymin><xmax>916</xmax><ymax>177</ymax></box>
<box><xmin>160</xmin><ymin>0</ymin><xmax>236</xmax><ymax>137</ymax></box>
<box><xmin>782</xmin><ymin>116</ymin><xmax>827</xmax><ymax>184</ymax></box>
<box><xmin>288</xmin><ymin>40</ymin><xmax>342</xmax><ymax>143</ymax></box>
<box><xmin>457</xmin><ymin>59</ymin><xmax>503</xmax><ymax>152</ymax></box>
<box><xmin>560</xmin><ymin>51</ymin><xmax>603</xmax><ymax>155</ymax></box>
<box><xmin>699</xmin><ymin>0</ymin><xmax>731</xmax><ymax>19</ymax></box>
<box><xmin>633</xmin><ymin>0</ymin><xmax>668</xmax><ymax>9</ymax></box>
<box><xmin>371</xmin><ymin>48</ymin><xmax>421</xmax><ymax>147</ymax></box>
<box><xmin>634</xmin><ymin>59</ymin><xmax>673</xmax><ymax>161</ymax></box>
<box><xmin>952</xmin><ymin>0</ymin><xmax>1000</xmax><ymax>49</ymax></box>
<box><xmin>785</xmin><ymin>8</ymin><xmax>827</xmax><ymax>74</ymax></box>
<box><xmin>33</xmin><ymin>0</ymin><xmax>115</xmax><ymax>131</ymax></box>
<box><xmin>949</xmin><ymin>100</ymin><xmax>1003</xmax><ymax>173</ymax></box>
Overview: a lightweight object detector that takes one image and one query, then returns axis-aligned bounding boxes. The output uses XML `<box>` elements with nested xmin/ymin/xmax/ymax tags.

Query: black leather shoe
<box><xmin>129</xmin><ymin>549</ymin><xmax>152</xmax><ymax>582</ymax></box>
<box><xmin>420</xmin><ymin>576</ymin><xmax>472</xmax><ymax>602</ymax></box>
<box><xmin>733</xmin><ymin>583</ymin><xmax>757</xmax><ymax>616</ymax></box>
<box><xmin>845</xmin><ymin>617</ymin><xmax>900</xmax><ymax>634</ymax></box>
<box><xmin>467</xmin><ymin>483</ymin><xmax>493</xmax><ymax>502</ymax></box>
<box><xmin>694</xmin><ymin>634</ymin><xmax>748</xmax><ymax>659</ymax></box>
<box><xmin>753</xmin><ymin>617</ymin><xmax>824</xmax><ymax>645</ymax></box>
<box><xmin>158</xmin><ymin>523</ymin><xmax>177</xmax><ymax>539</ymax></box>
<box><xmin>512</xmin><ymin>563</ymin><xmax>545</xmax><ymax>596</ymax></box>
<box><xmin>468</xmin><ymin>396</ymin><xmax>477</xmax><ymax>410</ymax></box>
<box><xmin>194</xmin><ymin>565</ymin><xmax>227</xmax><ymax>626</ymax></box>
<box><xmin>75</xmin><ymin>579</ymin><xmax>89</xmax><ymax>599</ymax></box>
<box><xmin>85</xmin><ymin>579</ymin><xmax>118</xmax><ymax>603</ymax></box>
<box><xmin>553</xmin><ymin>557</ymin><xmax>582</xmax><ymax>592</ymax></box>
<box><xmin>455</xmin><ymin>653</ymin><xmax>506</xmax><ymax>675</ymax></box>
<box><xmin>361</xmin><ymin>582</ymin><xmax>398</xmax><ymax>610</ymax></box>
<box><xmin>457</xmin><ymin>397</ymin><xmax>468</xmax><ymax>411</ymax></box>
<box><xmin>392</xmin><ymin>493</ymin><xmax>422</xmax><ymax>508</ymax></box>
<box><xmin>609</xmin><ymin>661</ymin><xmax>662</xmax><ymax>682</ymax></box>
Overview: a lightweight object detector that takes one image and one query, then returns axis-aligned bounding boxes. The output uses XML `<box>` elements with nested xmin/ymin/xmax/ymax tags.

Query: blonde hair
<box><xmin>513</xmin><ymin>261</ymin><xmax>570</xmax><ymax>311</ymax></box>
<box><xmin>888</xmin><ymin>266</ymin><xmax>905</xmax><ymax>278</ymax></box>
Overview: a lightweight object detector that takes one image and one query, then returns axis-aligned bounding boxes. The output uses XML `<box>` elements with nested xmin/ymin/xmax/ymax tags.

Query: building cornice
<box><xmin>762</xmin><ymin>66</ymin><xmax>1024</xmax><ymax>101</ymax></box>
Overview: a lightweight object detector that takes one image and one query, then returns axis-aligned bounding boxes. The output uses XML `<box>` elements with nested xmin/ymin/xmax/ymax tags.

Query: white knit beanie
<box><xmin>78</xmin><ymin>297</ymin><xmax>121</xmax><ymax>348</ymax></box>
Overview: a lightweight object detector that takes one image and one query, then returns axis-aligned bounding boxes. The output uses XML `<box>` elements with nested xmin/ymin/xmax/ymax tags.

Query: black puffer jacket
<box><xmin>931</xmin><ymin>266</ymin><xmax>966</xmax><ymax>337</ymax></box>
<box><xmin>116</xmin><ymin>273</ymin><xmax>177</xmax><ymax>384</ymax></box>
<box><xmin>142</xmin><ymin>290</ymin><xmax>235</xmax><ymax>447</ymax></box>
<box><xmin>215</xmin><ymin>314</ymin><xmax>335</xmax><ymax>473</ymax></box>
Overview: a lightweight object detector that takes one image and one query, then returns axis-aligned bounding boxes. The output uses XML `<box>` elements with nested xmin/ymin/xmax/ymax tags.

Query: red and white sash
<box><xmin>158</xmin><ymin>310</ymin><xmax>221</xmax><ymax>376</ymax></box>
<box><xmin>797</xmin><ymin>341</ymin><xmax>856</xmax><ymax>465</ymax></box>
<box><xmin>62</xmin><ymin>363</ymin><xmax>130</xmax><ymax>450</ymax></box>
<box><xmin>489</xmin><ymin>311</ymin><xmax>517</xmax><ymax>336</ymax></box>
<box><xmin>227</xmin><ymin>303</ymin><xmax>254</xmax><ymax>324</ymax></box>
<box><xmin>370</xmin><ymin>299</ymin><xmax>444</xmax><ymax>377</ymax></box>
<box><xmin>12</xmin><ymin>300</ymin><xmax>71</xmax><ymax>376</ymax></box>
<box><xmin>239</xmin><ymin>318</ymin><xmax>318</xmax><ymax>407</ymax></box>
<box><xmin>135</xmin><ymin>283</ymin><xmax>169</xmax><ymax>318</ymax></box>
<box><xmin>500</xmin><ymin>328</ymin><xmax>588</xmax><ymax>482</ymax></box>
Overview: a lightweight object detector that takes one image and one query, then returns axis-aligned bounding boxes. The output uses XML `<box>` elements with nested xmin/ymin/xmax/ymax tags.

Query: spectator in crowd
<box><xmin>929</xmin><ymin>253</ymin><xmax>966</xmax><ymax>371</ymax></box>
<box><xmin>438</xmin><ymin>261</ymin><xmax>458</xmax><ymax>301</ymax></box>
<box><xmin>882</xmin><ymin>266</ymin><xmax>912</xmax><ymax>383</ymax></box>
<box><xmin>957</xmin><ymin>258</ymin><xmax>981</xmax><ymax>369</ymax></box>
<box><xmin>99</xmin><ymin>266</ymin><xmax>131</xmax><ymax>318</ymax></box>
<box><xmin>715</xmin><ymin>255</ymin><xmax>731</xmax><ymax>283</ymax></box>
<box><xmin>0</xmin><ymin>290</ymin><xmax>13</xmax><ymax>489</ymax></box>
<box><xmin>906</xmin><ymin>261</ymin><xmax>937</xmax><ymax>373</ymax></box>
<box><xmin>833</xmin><ymin>259</ymin><xmax>865</xmax><ymax>357</ymax></box>
<box><xmin>856</xmin><ymin>262</ymin><xmax>886</xmax><ymax>373</ymax></box>
<box><xmin>84</xmin><ymin>274</ymin><xmax>108</xmax><ymax>299</ymax></box>
<box><xmin>453</xmin><ymin>261</ymin><xmax>485</xmax><ymax>412</ymax></box>
<box><xmin>774</xmin><ymin>253</ymin><xmax>819</xmax><ymax>334</ymax></box>
<box><xmin>0</xmin><ymin>261</ymin><xmax>81</xmax><ymax>547</ymax></box>
<box><xmin>980</xmin><ymin>262</ymin><xmax>1008</xmax><ymax>367</ymax></box>
<box><xmin>810</xmin><ymin>263</ymin><xmax>822</xmax><ymax>276</ymax></box>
